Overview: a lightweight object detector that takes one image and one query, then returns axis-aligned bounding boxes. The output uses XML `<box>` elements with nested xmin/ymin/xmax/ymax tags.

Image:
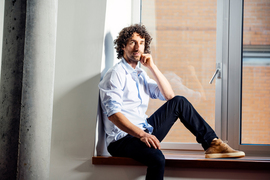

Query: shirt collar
<box><xmin>121</xmin><ymin>58</ymin><xmax>143</xmax><ymax>76</ymax></box>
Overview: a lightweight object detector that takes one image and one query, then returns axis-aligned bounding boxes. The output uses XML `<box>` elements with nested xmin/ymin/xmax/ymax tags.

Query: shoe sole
<box><xmin>205</xmin><ymin>152</ymin><xmax>245</xmax><ymax>158</ymax></box>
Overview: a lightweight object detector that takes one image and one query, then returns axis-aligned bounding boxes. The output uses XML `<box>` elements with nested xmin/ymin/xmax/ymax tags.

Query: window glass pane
<box><xmin>242</xmin><ymin>0</ymin><xmax>270</xmax><ymax>145</ymax></box>
<box><xmin>141</xmin><ymin>0</ymin><xmax>217</xmax><ymax>143</ymax></box>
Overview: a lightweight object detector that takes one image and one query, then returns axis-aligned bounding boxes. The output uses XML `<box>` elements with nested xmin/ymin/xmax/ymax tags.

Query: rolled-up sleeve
<box><xmin>141</xmin><ymin>71</ymin><xmax>166</xmax><ymax>101</ymax></box>
<box><xmin>99</xmin><ymin>70</ymin><xmax>124</xmax><ymax>117</ymax></box>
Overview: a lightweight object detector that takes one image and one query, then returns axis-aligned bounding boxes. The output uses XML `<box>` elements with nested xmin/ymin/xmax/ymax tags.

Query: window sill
<box><xmin>92</xmin><ymin>150</ymin><xmax>270</xmax><ymax>170</ymax></box>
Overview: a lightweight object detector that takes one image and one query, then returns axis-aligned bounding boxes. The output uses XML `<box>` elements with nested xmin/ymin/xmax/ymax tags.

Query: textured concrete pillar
<box><xmin>17</xmin><ymin>0</ymin><xmax>58</xmax><ymax>179</ymax></box>
<box><xmin>0</xmin><ymin>1</ymin><xmax>27</xmax><ymax>179</ymax></box>
<box><xmin>0</xmin><ymin>0</ymin><xmax>58</xmax><ymax>179</ymax></box>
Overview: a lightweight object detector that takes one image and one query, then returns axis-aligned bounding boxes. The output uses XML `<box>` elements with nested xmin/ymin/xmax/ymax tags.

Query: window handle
<box><xmin>209</xmin><ymin>63</ymin><xmax>221</xmax><ymax>84</ymax></box>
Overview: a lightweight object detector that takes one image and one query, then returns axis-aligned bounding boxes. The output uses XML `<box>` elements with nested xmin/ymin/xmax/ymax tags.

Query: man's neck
<box><xmin>123</xmin><ymin>57</ymin><xmax>138</xmax><ymax>69</ymax></box>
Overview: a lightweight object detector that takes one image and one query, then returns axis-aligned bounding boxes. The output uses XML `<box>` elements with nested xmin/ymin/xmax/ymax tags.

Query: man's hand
<box><xmin>140</xmin><ymin>54</ymin><xmax>154</xmax><ymax>68</ymax></box>
<box><xmin>140</xmin><ymin>132</ymin><xmax>161</xmax><ymax>149</ymax></box>
<box><xmin>109</xmin><ymin>112</ymin><xmax>161</xmax><ymax>149</ymax></box>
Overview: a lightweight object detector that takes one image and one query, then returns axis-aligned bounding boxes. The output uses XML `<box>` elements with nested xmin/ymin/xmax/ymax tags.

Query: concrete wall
<box><xmin>0</xmin><ymin>0</ymin><xmax>4</xmax><ymax>78</ymax></box>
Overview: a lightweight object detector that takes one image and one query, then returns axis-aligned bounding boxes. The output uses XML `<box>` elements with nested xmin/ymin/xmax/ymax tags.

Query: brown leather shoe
<box><xmin>205</xmin><ymin>139</ymin><xmax>245</xmax><ymax>158</ymax></box>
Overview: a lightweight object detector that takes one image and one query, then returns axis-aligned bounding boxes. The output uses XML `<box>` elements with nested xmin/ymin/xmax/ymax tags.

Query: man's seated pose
<box><xmin>99</xmin><ymin>24</ymin><xmax>245</xmax><ymax>180</ymax></box>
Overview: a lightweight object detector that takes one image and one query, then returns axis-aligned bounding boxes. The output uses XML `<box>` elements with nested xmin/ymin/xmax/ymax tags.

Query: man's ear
<box><xmin>122</xmin><ymin>44</ymin><xmax>125</xmax><ymax>50</ymax></box>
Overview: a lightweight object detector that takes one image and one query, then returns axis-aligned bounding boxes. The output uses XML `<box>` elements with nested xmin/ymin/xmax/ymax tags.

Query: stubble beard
<box><xmin>126</xmin><ymin>52</ymin><xmax>141</xmax><ymax>64</ymax></box>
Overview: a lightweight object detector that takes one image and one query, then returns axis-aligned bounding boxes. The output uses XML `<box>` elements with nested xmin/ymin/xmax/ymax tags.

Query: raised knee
<box><xmin>173</xmin><ymin>95</ymin><xmax>188</xmax><ymax>103</ymax></box>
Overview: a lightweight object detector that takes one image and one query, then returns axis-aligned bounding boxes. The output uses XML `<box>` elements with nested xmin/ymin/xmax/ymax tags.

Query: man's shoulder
<box><xmin>106</xmin><ymin>61</ymin><xmax>126</xmax><ymax>76</ymax></box>
<box><xmin>99</xmin><ymin>61</ymin><xmax>126</xmax><ymax>87</ymax></box>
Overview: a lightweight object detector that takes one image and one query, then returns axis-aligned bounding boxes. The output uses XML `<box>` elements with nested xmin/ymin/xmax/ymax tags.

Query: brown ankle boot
<box><xmin>205</xmin><ymin>139</ymin><xmax>245</xmax><ymax>158</ymax></box>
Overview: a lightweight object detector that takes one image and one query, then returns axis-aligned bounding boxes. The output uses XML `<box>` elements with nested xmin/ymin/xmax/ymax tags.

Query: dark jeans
<box><xmin>108</xmin><ymin>96</ymin><xmax>218</xmax><ymax>180</ymax></box>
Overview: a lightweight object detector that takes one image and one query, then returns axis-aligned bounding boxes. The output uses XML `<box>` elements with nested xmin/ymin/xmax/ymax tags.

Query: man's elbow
<box><xmin>108</xmin><ymin>112</ymin><xmax>120</xmax><ymax>122</ymax></box>
<box><xmin>166</xmin><ymin>92</ymin><xmax>175</xmax><ymax>101</ymax></box>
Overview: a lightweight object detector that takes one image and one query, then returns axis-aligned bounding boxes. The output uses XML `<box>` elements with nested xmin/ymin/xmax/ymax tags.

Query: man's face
<box><xmin>122</xmin><ymin>32</ymin><xmax>145</xmax><ymax>64</ymax></box>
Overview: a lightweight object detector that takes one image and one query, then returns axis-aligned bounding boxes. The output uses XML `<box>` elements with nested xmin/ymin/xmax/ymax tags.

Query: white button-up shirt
<box><xmin>99</xmin><ymin>58</ymin><xmax>166</xmax><ymax>146</ymax></box>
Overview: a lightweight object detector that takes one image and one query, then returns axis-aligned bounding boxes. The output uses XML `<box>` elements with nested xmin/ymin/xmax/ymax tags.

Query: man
<box><xmin>99</xmin><ymin>24</ymin><xmax>245</xmax><ymax>180</ymax></box>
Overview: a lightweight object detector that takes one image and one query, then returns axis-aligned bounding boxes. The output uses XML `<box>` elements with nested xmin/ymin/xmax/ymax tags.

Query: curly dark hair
<box><xmin>114</xmin><ymin>24</ymin><xmax>152</xmax><ymax>59</ymax></box>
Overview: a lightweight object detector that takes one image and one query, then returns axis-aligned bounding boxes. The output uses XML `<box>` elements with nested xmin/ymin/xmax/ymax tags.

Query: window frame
<box><xmin>227</xmin><ymin>0</ymin><xmax>270</xmax><ymax>156</ymax></box>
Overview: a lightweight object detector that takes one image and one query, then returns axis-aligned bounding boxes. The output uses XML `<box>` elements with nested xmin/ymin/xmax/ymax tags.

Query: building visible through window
<box><xmin>241</xmin><ymin>0</ymin><xmax>270</xmax><ymax>145</ymax></box>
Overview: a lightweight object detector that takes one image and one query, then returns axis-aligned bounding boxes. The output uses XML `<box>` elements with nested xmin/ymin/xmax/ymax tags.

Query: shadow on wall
<box><xmin>75</xmin><ymin>159</ymin><xmax>146</xmax><ymax>180</ymax></box>
<box><xmin>102</xmin><ymin>32</ymin><xmax>115</xmax><ymax>79</ymax></box>
<box><xmin>96</xmin><ymin>31</ymin><xmax>116</xmax><ymax>156</ymax></box>
<box><xmin>51</xmin><ymin>74</ymin><xmax>100</xmax><ymax>159</ymax></box>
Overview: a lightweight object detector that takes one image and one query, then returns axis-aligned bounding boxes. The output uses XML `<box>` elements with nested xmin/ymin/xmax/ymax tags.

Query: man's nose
<box><xmin>134</xmin><ymin>42</ymin><xmax>139</xmax><ymax>50</ymax></box>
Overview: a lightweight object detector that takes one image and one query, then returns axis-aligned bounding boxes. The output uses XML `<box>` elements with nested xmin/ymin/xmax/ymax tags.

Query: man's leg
<box><xmin>148</xmin><ymin>95</ymin><xmax>245</xmax><ymax>158</ymax></box>
<box><xmin>148</xmin><ymin>95</ymin><xmax>217</xmax><ymax>150</ymax></box>
<box><xmin>108</xmin><ymin>134</ymin><xmax>165</xmax><ymax>180</ymax></box>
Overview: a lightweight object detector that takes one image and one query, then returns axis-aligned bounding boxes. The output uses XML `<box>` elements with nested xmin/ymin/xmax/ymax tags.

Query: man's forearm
<box><xmin>108</xmin><ymin>112</ymin><xmax>161</xmax><ymax>149</ymax></box>
<box><xmin>149</xmin><ymin>64</ymin><xmax>175</xmax><ymax>100</ymax></box>
<box><xmin>140</xmin><ymin>54</ymin><xmax>175</xmax><ymax>100</ymax></box>
<box><xmin>108</xmin><ymin>112</ymin><xmax>145</xmax><ymax>139</ymax></box>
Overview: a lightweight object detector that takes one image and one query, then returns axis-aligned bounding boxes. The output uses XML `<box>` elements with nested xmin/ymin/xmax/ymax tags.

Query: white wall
<box><xmin>47</xmin><ymin>0</ymin><xmax>269</xmax><ymax>179</ymax></box>
<box><xmin>50</xmin><ymin>0</ymin><xmax>105</xmax><ymax>179</ymax></box>
<box><xmin>50</xmin><ymin>0</ymin><xmax>148</xmax><ymax>179</ymax></box>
